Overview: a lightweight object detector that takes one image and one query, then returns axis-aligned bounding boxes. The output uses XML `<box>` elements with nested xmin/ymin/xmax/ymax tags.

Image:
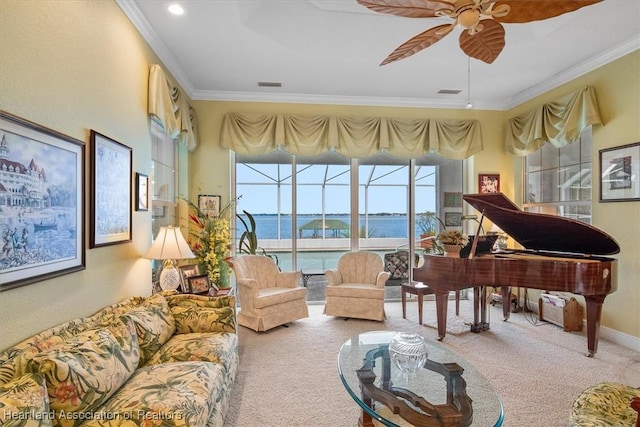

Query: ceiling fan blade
<box><xmin>459</xmin><ymin>19</ymin><xmax>505</xmax><ymax>64</ymax></box>
<box><xmin>357</xmin><ymin>0</ymin><xmax>454</xmax><ymax>18</ymax></box>
<box><xmin>492</xmin><ymin>0</ymin><xmax>602</xmax><ymax>23</ymax></box>
<box><xmin>381</xmin><ymin>23</ymin><xmax>454</xmax><ymax>65</ymax></box>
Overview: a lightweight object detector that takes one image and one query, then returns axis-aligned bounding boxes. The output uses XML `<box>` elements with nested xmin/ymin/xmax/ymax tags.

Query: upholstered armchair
<box><xmin>231</xmin><ymin>255</ymin><xmax>308</xmax><ymax>332</ymax></box>
<box><xmin>324</xmin><ymin>251</ymin><xmax>391</xmax><ymax>321</ymax></box>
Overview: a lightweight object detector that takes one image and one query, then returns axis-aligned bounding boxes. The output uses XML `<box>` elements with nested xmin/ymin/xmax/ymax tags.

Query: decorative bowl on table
<box><xmin>388</xmin><ymin>332</ymin><xmax>428</xmax><ymax>373</ymax></box>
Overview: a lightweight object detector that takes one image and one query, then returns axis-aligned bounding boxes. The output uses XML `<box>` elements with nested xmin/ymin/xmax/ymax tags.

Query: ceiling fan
<box><xmin>357</xmin><ymin>0</ymin><xmax>602</xmax><ymax>65</ymax></box>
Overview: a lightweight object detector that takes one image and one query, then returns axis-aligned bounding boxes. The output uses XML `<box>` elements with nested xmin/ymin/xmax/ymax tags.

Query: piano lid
<box><xmin>463</xmin><ymin>193</ymin><xmax>620</xmax><ymax>256</ymax></box>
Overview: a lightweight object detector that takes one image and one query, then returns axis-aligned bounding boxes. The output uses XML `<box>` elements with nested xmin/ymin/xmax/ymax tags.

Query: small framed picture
<box><xmin>198</xmin><ymin>194</ymin><xmax>221</xmax><ymax>217</ymax></box>
<box><xmin>179</xmin><ymin>264</ymin><xmax>200</xmax><ymax>291</ymax></box>
<box><xmin>136</xmin><ymin>173</ymin><xmax>149</xmax><ymax>211</ymax></box>
<box><xmin>478</xmin><ymin>174</ymin><xmax>500</xmax><ymax>194</ymax></box>
<box><xmin>187</xmin><ymin>274</ymin><xmax>211</xmax><ymax>294</ymax></box>
<box><xmin>444</xmin><ymin>212</ymin><xmax>462</xmax><ymax>227</ymax></box>
<box><xmin>599</xmin><ymin>142</ymin><xmax>640</xmax><ymax>202</ymax></box>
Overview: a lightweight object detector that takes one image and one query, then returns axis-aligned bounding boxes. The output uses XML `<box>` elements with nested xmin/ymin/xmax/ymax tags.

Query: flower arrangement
<box><xmin>437</xmin><ymin>230</ymin><xmax>469</xmax><ymax>246</ymax></box>
<box><xmin>184</xmin><ymin>198</ymin><xmax>234</xmax><ymax>288</ymax></box>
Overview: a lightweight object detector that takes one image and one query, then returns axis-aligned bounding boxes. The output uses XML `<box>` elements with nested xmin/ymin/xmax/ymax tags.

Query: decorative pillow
<box><xmin>25</xmin><ymin>319</ymin><xmax>139</xmax><ymax>426</ymax></box>
<box><xmin>170</xmin><ymin>305</ymin><xmax>236</xmax><ymax>334</ymax></box>
<box><xmin>122</xmin><ymin>293</ymin><xmax>176</xmax><ymax>366</ymax></box>
<box><xmin>0</xmin><ymin>373</ymin><xmax>52</xmax><ymax>427</ymax></box>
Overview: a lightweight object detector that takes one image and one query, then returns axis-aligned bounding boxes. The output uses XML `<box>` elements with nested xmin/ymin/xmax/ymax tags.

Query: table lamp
<box><xmin>144</xmin><ymin>226</ymin><xmax>195</xmax><ymax>291</ymax></box>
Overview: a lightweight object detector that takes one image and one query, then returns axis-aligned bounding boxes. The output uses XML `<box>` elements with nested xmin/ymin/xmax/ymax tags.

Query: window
<box><xmin>234</xmin><ymin>151</ymin><xmax>462</xmax><ymax>301</ymax></box>
<box><xmin>150</xmin><ymin>120</ymin><xmax>178</xmax><ymax>237</ymax></box>
<box><xmin>523</xmin><ymin>127</ymin><xmax>592</xmax><ymax>222</ymax></box>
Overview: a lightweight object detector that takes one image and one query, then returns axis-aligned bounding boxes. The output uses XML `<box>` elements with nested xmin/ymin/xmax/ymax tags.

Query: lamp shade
<box><xmin>144</xmin><ymin>226</ymin><xmax>195</xmax><ymax>260</ymax></box>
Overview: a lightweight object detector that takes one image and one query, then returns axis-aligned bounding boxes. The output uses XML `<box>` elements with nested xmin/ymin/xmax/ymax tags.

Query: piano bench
<box><xmin>569</xmin><ymin>382</ymin><xmax>640</xmax><ymax>427</ymax></box>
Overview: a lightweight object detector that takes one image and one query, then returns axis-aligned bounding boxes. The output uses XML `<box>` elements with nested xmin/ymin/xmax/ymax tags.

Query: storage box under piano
<box><xmin>538</xmin><ymin>293</ymin><xmax>583</xmax><ymax>332</ymax></box>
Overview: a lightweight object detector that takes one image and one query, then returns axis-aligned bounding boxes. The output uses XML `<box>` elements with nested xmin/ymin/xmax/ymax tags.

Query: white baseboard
<box><xmin>525</xmin><ymin>298</ymin><xmax>640</xmax><ymax>352</ymax></box>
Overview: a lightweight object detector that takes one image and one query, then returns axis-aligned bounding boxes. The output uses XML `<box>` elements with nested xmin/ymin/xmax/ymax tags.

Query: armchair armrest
<box><xmin>276</xmin><ymin>271</ymin><xmax>302</xmax><ymax>288</ymax></box>
<box><xmin>325</xmin><ymin>269</ymin><xmax>342</xmax><ymax>286</ymax></box>
<box><xmin>375</xmin><ymin>271</ymin><xmax>391</xmax><ymax>288</ymax></box>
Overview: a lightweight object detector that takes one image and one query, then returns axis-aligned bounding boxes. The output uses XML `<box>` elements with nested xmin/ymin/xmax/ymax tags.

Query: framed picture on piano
<box><xmin>599</xmin><ymin>142</ymin><xmax>640</xmax><ymax>202</ymax></box>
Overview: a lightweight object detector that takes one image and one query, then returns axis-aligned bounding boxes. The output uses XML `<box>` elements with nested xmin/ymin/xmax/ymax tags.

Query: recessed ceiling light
<box><xmin>168</xmin><ymin>4</ymin><xmax>185</xmax><ymax>15</ymax></box>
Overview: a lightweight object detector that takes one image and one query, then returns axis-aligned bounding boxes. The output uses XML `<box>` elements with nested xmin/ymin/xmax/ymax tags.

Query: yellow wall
<box><xmin>191</xmin><ymin>53</ymin><xmax>640</xmax><ymax>342</ymax></box>
<box><xmin>0</xmin><ymin>0</ymin><xmax>157</xmax><ymax>349</ymax></box>
<box><xmin>0</xmin><ymin>0</ymin><xmax>637</xmax><ymax>352</ymax></box>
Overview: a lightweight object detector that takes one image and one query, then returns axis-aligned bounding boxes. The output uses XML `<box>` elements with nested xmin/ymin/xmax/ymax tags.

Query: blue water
<box><xmin>236</xmin><ymin>214</ymin><xmax>418</xmax><ymax>240</ymax></box>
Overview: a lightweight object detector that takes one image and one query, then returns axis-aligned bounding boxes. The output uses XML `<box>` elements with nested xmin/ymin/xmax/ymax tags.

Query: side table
<box><xmin>401</xmin><ymin>281</ymin><xmax>434</xmax><ymax>325</ymax></box>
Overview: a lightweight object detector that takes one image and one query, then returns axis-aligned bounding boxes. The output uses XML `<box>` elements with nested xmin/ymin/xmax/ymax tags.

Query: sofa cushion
<box><xmin>146</xmin><ymin>332</ymin><xmax>237</xmax><ymax>367</ymax></box>
<box><xmin>24</xmin><ymin>319</ymin><xmax>139</xmax><ymax>425</ymax></box>
<box><xmin>570</xmin><ymin>382</ymin><xmax>640</xmax><ymax>427</ymax></box>
<box><xmin>169</xmin><ymin>298</ymin><xmax>236</xmax><ymax>333</ymax></box>
<box><xmin>0</xmin><ymin>373</ymin><xmax>52</xmax><ymax>427</ymax></box>
<box><xmin>83</xmin><ymin>361</ymin><xmax>225</xmax><ymax>427</ymax></box>
<box><xmin>325</xmin><ymin>283</ymin><xmax>385</xmax><ymax>299</ymax></box>
<box><xmin>122</xmin><ymin>293</ymin><xmax>175</xmax><ymax>366</ymax></box>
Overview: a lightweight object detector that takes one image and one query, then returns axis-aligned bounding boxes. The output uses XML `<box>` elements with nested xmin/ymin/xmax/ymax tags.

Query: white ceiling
<box><xmin>117</xmin><ymin>0</ymin><xmax>640</xmax><ymax>110</ymax></box>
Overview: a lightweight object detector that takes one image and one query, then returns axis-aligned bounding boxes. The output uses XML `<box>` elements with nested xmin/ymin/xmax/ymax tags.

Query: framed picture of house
<box><xmin>90</xmin><ymin>130</ymin><xmax>132</xmax><ymax>248</ymax></box>
<box><xmin>198</xmin><ymin>194</ymin><xmax>220</xmax><ymax>217</ymax></box>
<box><xmin>599</xmin><ymin>142</ymin><xmax>640</xmax><ymax>202</ymax></box>
<box><xmin>0</xmin><ymin>110</ymin><xmax>85</xmax><ymax>291</ymax></box>
<box><xmin>479</xmin><ymin>174</ymin><xmax>500</xmax><ymax>194</ymax></box>
<box><xmin>187</xmin><ymin>274</ymin><xmax>212</xmax><ymax>294</ymax></box>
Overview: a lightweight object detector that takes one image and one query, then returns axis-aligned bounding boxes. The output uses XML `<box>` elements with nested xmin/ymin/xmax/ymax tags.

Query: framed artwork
<box><xmin>187</xmin><ymin>274</ymin><xmax>212</xmax><ymax>294</ymax></box>
<box><xmin>179</xmin><ymin>264</ymin><xmax>200</xmax><ymax>292</ymax></box>
<box><xmin>0</xmin><ymin>110</ymin><xmax>85</xmax><ymax>291</ymax></box>
<box><xmin>599</xmin><ymin>142</ymin><xmax>640</xmax><ymax>202</ymax></box>
<box><xmin>444</xmin><ymin>192</ymin><xmax>462</xmax><ymax>208</ymax></box>
<box><xmin>198</xmin><ymin>194</ymin><xmax>221</xmax><ymax>217</ymax></box>
<box><xmin>479</xmin><ymin>174</ymin><xmax>500</xmax><ymax>194</ymax></box>
<box><xmin>444</xmin><ymin>212</ymin><xmax>462</xmax><ymax>227</ymax></box>
<box><xmin>136</xmin><ymin>173</ymin><xmax>149</xmax><ymax>211</ymax></box>
<box><xmin>90</xmin><ymin>130</ymin><xmax>132</xmax><ymax>248</ymax></box>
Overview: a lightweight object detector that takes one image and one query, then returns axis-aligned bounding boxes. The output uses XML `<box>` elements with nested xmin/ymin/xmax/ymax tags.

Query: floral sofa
<box><xmin>0</xmin><ymin>292</ymin><xmax>237</xmax><ymax>427</ymax></box>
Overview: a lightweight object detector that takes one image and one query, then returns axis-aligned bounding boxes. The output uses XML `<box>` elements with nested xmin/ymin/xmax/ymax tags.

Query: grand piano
<box><xmin>413</xmin><ymin>192</ymin><xmax>620</xmax><ymax>357</ymax></box>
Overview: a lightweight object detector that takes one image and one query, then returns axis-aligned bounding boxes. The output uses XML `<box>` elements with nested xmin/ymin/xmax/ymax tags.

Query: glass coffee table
<box><xmin>338</xmin><ymin>331</ymin><xmax>503</xmax><ymax>427</ymax></box>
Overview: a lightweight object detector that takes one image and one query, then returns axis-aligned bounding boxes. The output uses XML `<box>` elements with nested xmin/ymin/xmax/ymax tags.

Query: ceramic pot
<box><xmin>442</xmin><ymin>244</ymin><xmax>462</xmax><ymax>258</ymax></box>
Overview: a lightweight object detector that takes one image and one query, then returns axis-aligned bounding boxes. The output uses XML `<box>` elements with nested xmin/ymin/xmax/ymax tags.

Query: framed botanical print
<box><xmin>187</xmin><ymin>274</ymin><xmax>211</xmax><ymax>294</ymax></box>
<box><xmin>198</xmin><ymin>194</ymin><xmax>220</xmax><ymax>217</ymax></box>
<box><xmin>90</xmin><ymin>130</ymin><xmax>132</xmax><ymax>248</ymax></box>
<box><xmin>0</xmin><ymin>110</ymin><xmax>85</xmax><ymax>291</ymax></box>
<box><xmin>136</xmin><ymin>173</ymin><xmax>149</xmax><ymax>211</ymax></box>
<box><xmin>479</xmin><ymin>174</ymin><xmax>500</xmax><ymax>194</ymax></box>
<box><xmin>599</xmin><ymin>142</ymin><xmax>640</xmax><ymax>202</ymax></box>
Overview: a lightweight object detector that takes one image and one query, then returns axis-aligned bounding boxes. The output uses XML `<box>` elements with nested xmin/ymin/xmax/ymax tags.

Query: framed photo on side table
<box><xmin>90</xmin><ymin>130</ymin><xmax>132</xmax><ymax>248</ymax></box>
<box><xmin>599</xmin><ymin>142</ymin><xmax>640</xmax><ymax>202</ymax></box>
<box><xmin>0</xmin><ymin>110</ymin><xmax>85</xmax><ymax>291</ymax></box>
<box><xmin>187</xmin><ymin>274</ymin><xmax>213</xmax><ymax>295</ymax></box>
<box><xmin>179</xmin><ymin>264</ymin><xmax>200</xmax><ymax>292</ymax></box>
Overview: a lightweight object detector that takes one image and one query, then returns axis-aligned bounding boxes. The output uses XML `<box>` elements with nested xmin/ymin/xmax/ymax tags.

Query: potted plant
<box><xmin>416</xmin><ymin>211</ymin><xmax>445</xmax><ymax>250</ymax></box>
<box><xmin>436</xmin><ymin>230</ymin><xmax>469</xmax><ymax>257</ymax></box>
<box><xmin>236</xmin><ymin>210</ymin><xmax>279</xmax><ymax>265</ymax></box>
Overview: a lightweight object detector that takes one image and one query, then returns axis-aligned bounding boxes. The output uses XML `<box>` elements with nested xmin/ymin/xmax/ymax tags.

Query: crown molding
<box><xmin>117</xmin><ymin>0</ymin><xmax>638</xmax><ymax>112</ymax></box>
<box><xmin>504</xmin><ymin>38</ymin><xmax>640</xmax><ymax>110</ymax></box>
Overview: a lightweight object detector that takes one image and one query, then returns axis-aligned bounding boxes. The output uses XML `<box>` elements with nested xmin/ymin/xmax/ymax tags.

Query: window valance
<box><xmin>220</xmin><ymin>112</ymin><xmax>483</xmax><ymax>160</ymax></box>
<box><xmin>506</xmin><ymin>86</ymin><xmax>601</xmax><ymax>156</ymax></box>
<box><xmin>148</xmin><ymin>64</ymin><xmax>198</xmax><ymax>151</ymax></box>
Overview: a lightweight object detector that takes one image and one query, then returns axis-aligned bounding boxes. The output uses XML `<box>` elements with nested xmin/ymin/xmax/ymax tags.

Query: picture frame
<box><xmin>186</xmin><ymin>274</ymin><xmax>212</xmax><ymax>294</ymax></box>
<box><xmin>444</xmin><ymin>212</ymin><xmax>462</xmax><ymax>227</ymax></box>
<box><xmin>599</xmin><ymin>142</ymin><xmax>640</xmax><ymax>202</ymax></box>
<box><xmin>198</xmin><ymin>194</ymin><xmax>221</xmax><ymax>217</ymax></box>
<box><xmin>478</xmin><ymin>174</ymin><xmax>500</xmax><ymax>194</ymax></box>
<box><xmin>136</xmin><ymin>173</ymin><xmax>149</xmax><ymax>211</ymax></box>
<box><xmin>179</xmin><ymin>264</ymin><xmax>200</xmax><ymax>292</ymax></box>
<box><xmin>0</xmin><ymin>110</ymin><xmax>85</xmax><ymax>291</ymax></box>
<box><xmin>444</xmin><ymin>192</ymin><xmax>463</xmax><ymax>208</ymax></box>
<box><xmin>90</xmin><ymin>130</ymin><xmax>132</xmax><ymax>248</ymax></box>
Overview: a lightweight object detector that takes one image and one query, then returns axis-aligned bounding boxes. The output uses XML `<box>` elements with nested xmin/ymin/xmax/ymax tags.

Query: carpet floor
<box><xmin>224</xmin><ymin>299</ymin><xmax>640</xmax><ymax>427</ymax></box>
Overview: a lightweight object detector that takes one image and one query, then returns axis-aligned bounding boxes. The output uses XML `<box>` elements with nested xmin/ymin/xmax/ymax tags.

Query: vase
<box><xmin>388</xmin><ymin>332</ymin><xmax>429</xmax><ymax>373</ymax></box>
<box><xmin>442</xmin><ymin>244</ymin><xmax>462</xmax><ymax>258</ymax></box>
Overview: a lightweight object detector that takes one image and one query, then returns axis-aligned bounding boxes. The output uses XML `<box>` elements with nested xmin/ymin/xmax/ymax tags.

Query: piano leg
<box><xmin>584</xmin><ymin>295</ymin><xmax>605</xmax><ymax>357</ymax></box>
<box><xmin>434</xmin><ymin>290</ymin><xmax>450</xmax><ymax>341</ymax></box>
<box><xmin>501</xmin><ymin>286</ymin><xmax>511</xmax><ymax>321</ymax></box>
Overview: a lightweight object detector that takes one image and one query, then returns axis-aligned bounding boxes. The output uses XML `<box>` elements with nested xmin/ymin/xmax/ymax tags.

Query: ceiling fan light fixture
<box><xmin>458</xmin><ymin>9</ymin><xmax>480</xmax><ymax>29</ymax></box>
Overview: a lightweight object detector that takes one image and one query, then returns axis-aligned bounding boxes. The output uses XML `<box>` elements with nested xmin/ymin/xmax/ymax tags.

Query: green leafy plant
<box><xmin>237</xmin><ymin>210</ymin><xmax>258</xmax><ymax>255</ymax></box>
<box><xmin>437</xmin><ymin>230</ymin><xmax>469</xmax><ymax>246</ymax></box>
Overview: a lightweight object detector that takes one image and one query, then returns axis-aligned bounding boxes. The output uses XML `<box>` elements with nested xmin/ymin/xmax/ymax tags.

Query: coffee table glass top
<box><xmin>338</xmin><ymin>331</ymin><xmax>504</xmax><ymax>427</ymax></box>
